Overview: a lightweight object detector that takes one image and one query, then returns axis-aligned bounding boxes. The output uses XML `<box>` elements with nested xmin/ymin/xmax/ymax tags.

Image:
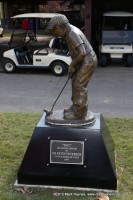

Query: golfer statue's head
<box><xmin>47</xmin><ymin>14</ymin><xmax>69</xmax><ymax>31</ymax></box>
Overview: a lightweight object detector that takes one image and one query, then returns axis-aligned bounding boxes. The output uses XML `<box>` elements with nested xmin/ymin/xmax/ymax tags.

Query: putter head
<box><xmin>44</xmin><ymin>109</ymin><xmax>53</xmax><ymax>116</ymax></box>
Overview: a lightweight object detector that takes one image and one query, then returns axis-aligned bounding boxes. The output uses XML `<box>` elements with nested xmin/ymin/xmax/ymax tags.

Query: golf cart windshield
<box><xmin>9</xmin><ymin>13</ymin><xmax>61</xmax><ymax>48</ymax></box>
<box><xmin>9</xmin><ymin>31</ymin><xmax>27</xmax><ymax>48</ymax></box>
<box><xmin>102</xmin><ymin>16</ymin><xmax>133</xmax><ymax>44</ymax></box>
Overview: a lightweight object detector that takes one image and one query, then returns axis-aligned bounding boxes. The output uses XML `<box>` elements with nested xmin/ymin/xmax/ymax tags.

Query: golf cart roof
<box><xmin>103</xmin><ymin>11</ymin><xmax>133</xmax><ymax>17</ymax></box>
<box><xmin>12</xmin><ymin>13</ymin><xmax>61</xmax><ymax>19</ymax></box>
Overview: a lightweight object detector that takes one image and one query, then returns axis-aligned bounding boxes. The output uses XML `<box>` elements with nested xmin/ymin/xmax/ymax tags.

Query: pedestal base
<box><xmin>45</xmin><ymin>110</ymin><xmax>95</xmax><ymax>127</ymax></box>
<box><xmin>17</xmin><ymin>112</ymin><xmax>117</xmax><ymax>190</ymax></box>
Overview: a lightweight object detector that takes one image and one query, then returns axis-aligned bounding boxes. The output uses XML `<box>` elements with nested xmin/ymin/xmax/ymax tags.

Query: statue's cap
<box><xmin>47</xmin><ymin>14</ymin><xmax>69</xmax><ymax>30</ymax></box>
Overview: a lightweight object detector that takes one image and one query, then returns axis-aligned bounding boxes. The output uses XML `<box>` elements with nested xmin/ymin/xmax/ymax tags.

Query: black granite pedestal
<box><xmin>16</xmin><ymin>112</ymin><xmax>117</xmax><ymax>190</ymax></box>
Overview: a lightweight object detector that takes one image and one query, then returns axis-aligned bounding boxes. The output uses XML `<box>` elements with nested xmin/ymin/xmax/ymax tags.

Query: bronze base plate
<box><xmin>45</xmin><ymin>110</ymin><xmax>95</xmax><ymax>127</ymax></box>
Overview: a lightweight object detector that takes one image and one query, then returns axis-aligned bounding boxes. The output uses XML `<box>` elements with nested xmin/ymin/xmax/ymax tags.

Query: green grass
<box><xmin>0</xmin><ymin>113</ymin><xmax>133</xmax><ymax>200</ymax></box>
<box><xmin>3</xmin><ymin>31</ymin><xmax>12</xmax><ymax>37</ymax></box>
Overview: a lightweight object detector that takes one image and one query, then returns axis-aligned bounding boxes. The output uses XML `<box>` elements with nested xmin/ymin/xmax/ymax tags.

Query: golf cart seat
<box><xmin>34</xmin><ymin>48</ymin><xmax>48</xmax><ymax>55</ymax></box>
<box><xmin>49</xmin><ymin>37</ymin><xmax>68</xmax><ymax>55</ymax></box>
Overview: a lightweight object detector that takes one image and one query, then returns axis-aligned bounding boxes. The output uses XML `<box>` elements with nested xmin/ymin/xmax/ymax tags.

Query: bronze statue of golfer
<box><xmin>47</xmin><ymin>15</ymin><xmax>97</xmax><ymax>120</ymax></box>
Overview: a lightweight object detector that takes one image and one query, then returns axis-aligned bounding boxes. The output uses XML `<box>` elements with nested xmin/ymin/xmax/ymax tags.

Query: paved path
<box><xmin>0</xmin><ymin>64</ymin><xmax>133</xmax><ymax>118</ymax></box>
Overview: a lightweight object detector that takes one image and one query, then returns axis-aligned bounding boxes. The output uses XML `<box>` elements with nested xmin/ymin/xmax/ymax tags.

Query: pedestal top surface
<box><xmin>37</xmin><ymin>112</ymin><xmax>101</xmax><ymax>130</ymax></box>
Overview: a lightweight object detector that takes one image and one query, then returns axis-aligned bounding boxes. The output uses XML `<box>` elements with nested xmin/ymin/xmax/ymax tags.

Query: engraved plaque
<box><xmin>50</xmin><ymin>140</ymin><xmax>84</xmax><ymax>165</ymax></box>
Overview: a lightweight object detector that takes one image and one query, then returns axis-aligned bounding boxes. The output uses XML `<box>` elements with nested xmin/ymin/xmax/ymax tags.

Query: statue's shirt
<box><xmin>65</xmin><ymin>25</ymin><xmax>93</xmax><ymax>59</ymax></box>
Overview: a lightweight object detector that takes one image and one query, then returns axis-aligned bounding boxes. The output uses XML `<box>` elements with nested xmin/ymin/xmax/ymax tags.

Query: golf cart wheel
<box><xmin>99</xmin><ymin>54</ymin><xmax>107</xmax><ymax>67</ymax></box>
<box><xmin>2</xmin><ymin>59</ymin><xmax>16</xmax><ymax>73</ymax></box>
<box><xmin>51</xmin><ymin>61</ymin><xmax>67</xmax><ymax>76</ymax></box>
<box><xmin>126</xmin><ymin>54</ymin><xmax>133</xmax><ymax>67</ymax></box>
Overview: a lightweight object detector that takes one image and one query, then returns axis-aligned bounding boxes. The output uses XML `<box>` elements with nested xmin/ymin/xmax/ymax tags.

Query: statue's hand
<box><xmin>68</xmin><ymin>66</ymin><xmax>75</xmax><ymax>78</ymax></box>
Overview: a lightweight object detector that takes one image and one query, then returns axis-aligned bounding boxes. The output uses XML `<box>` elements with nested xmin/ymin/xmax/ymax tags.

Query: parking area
<box><xmin>0</xmin><ymin>63</ymin><xmax>133</xmax><ymax>118</ymax></box>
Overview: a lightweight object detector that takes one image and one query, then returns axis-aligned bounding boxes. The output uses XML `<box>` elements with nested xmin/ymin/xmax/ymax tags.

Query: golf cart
<box><xmin>2</xmin><ymin>13</ymin><xmax>71</xmax><ymax>76</ymax></box>
<box><xmin>99</xmin><ymin>11</ymin><xmax>133</xmax><ymax>67</ymax></box>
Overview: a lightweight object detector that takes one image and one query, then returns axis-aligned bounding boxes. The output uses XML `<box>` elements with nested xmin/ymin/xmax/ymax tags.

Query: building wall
<box><xmin>85</xmin><ymin>0</ymin><xmax>91</xmax><ymax>40</ymax></box>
